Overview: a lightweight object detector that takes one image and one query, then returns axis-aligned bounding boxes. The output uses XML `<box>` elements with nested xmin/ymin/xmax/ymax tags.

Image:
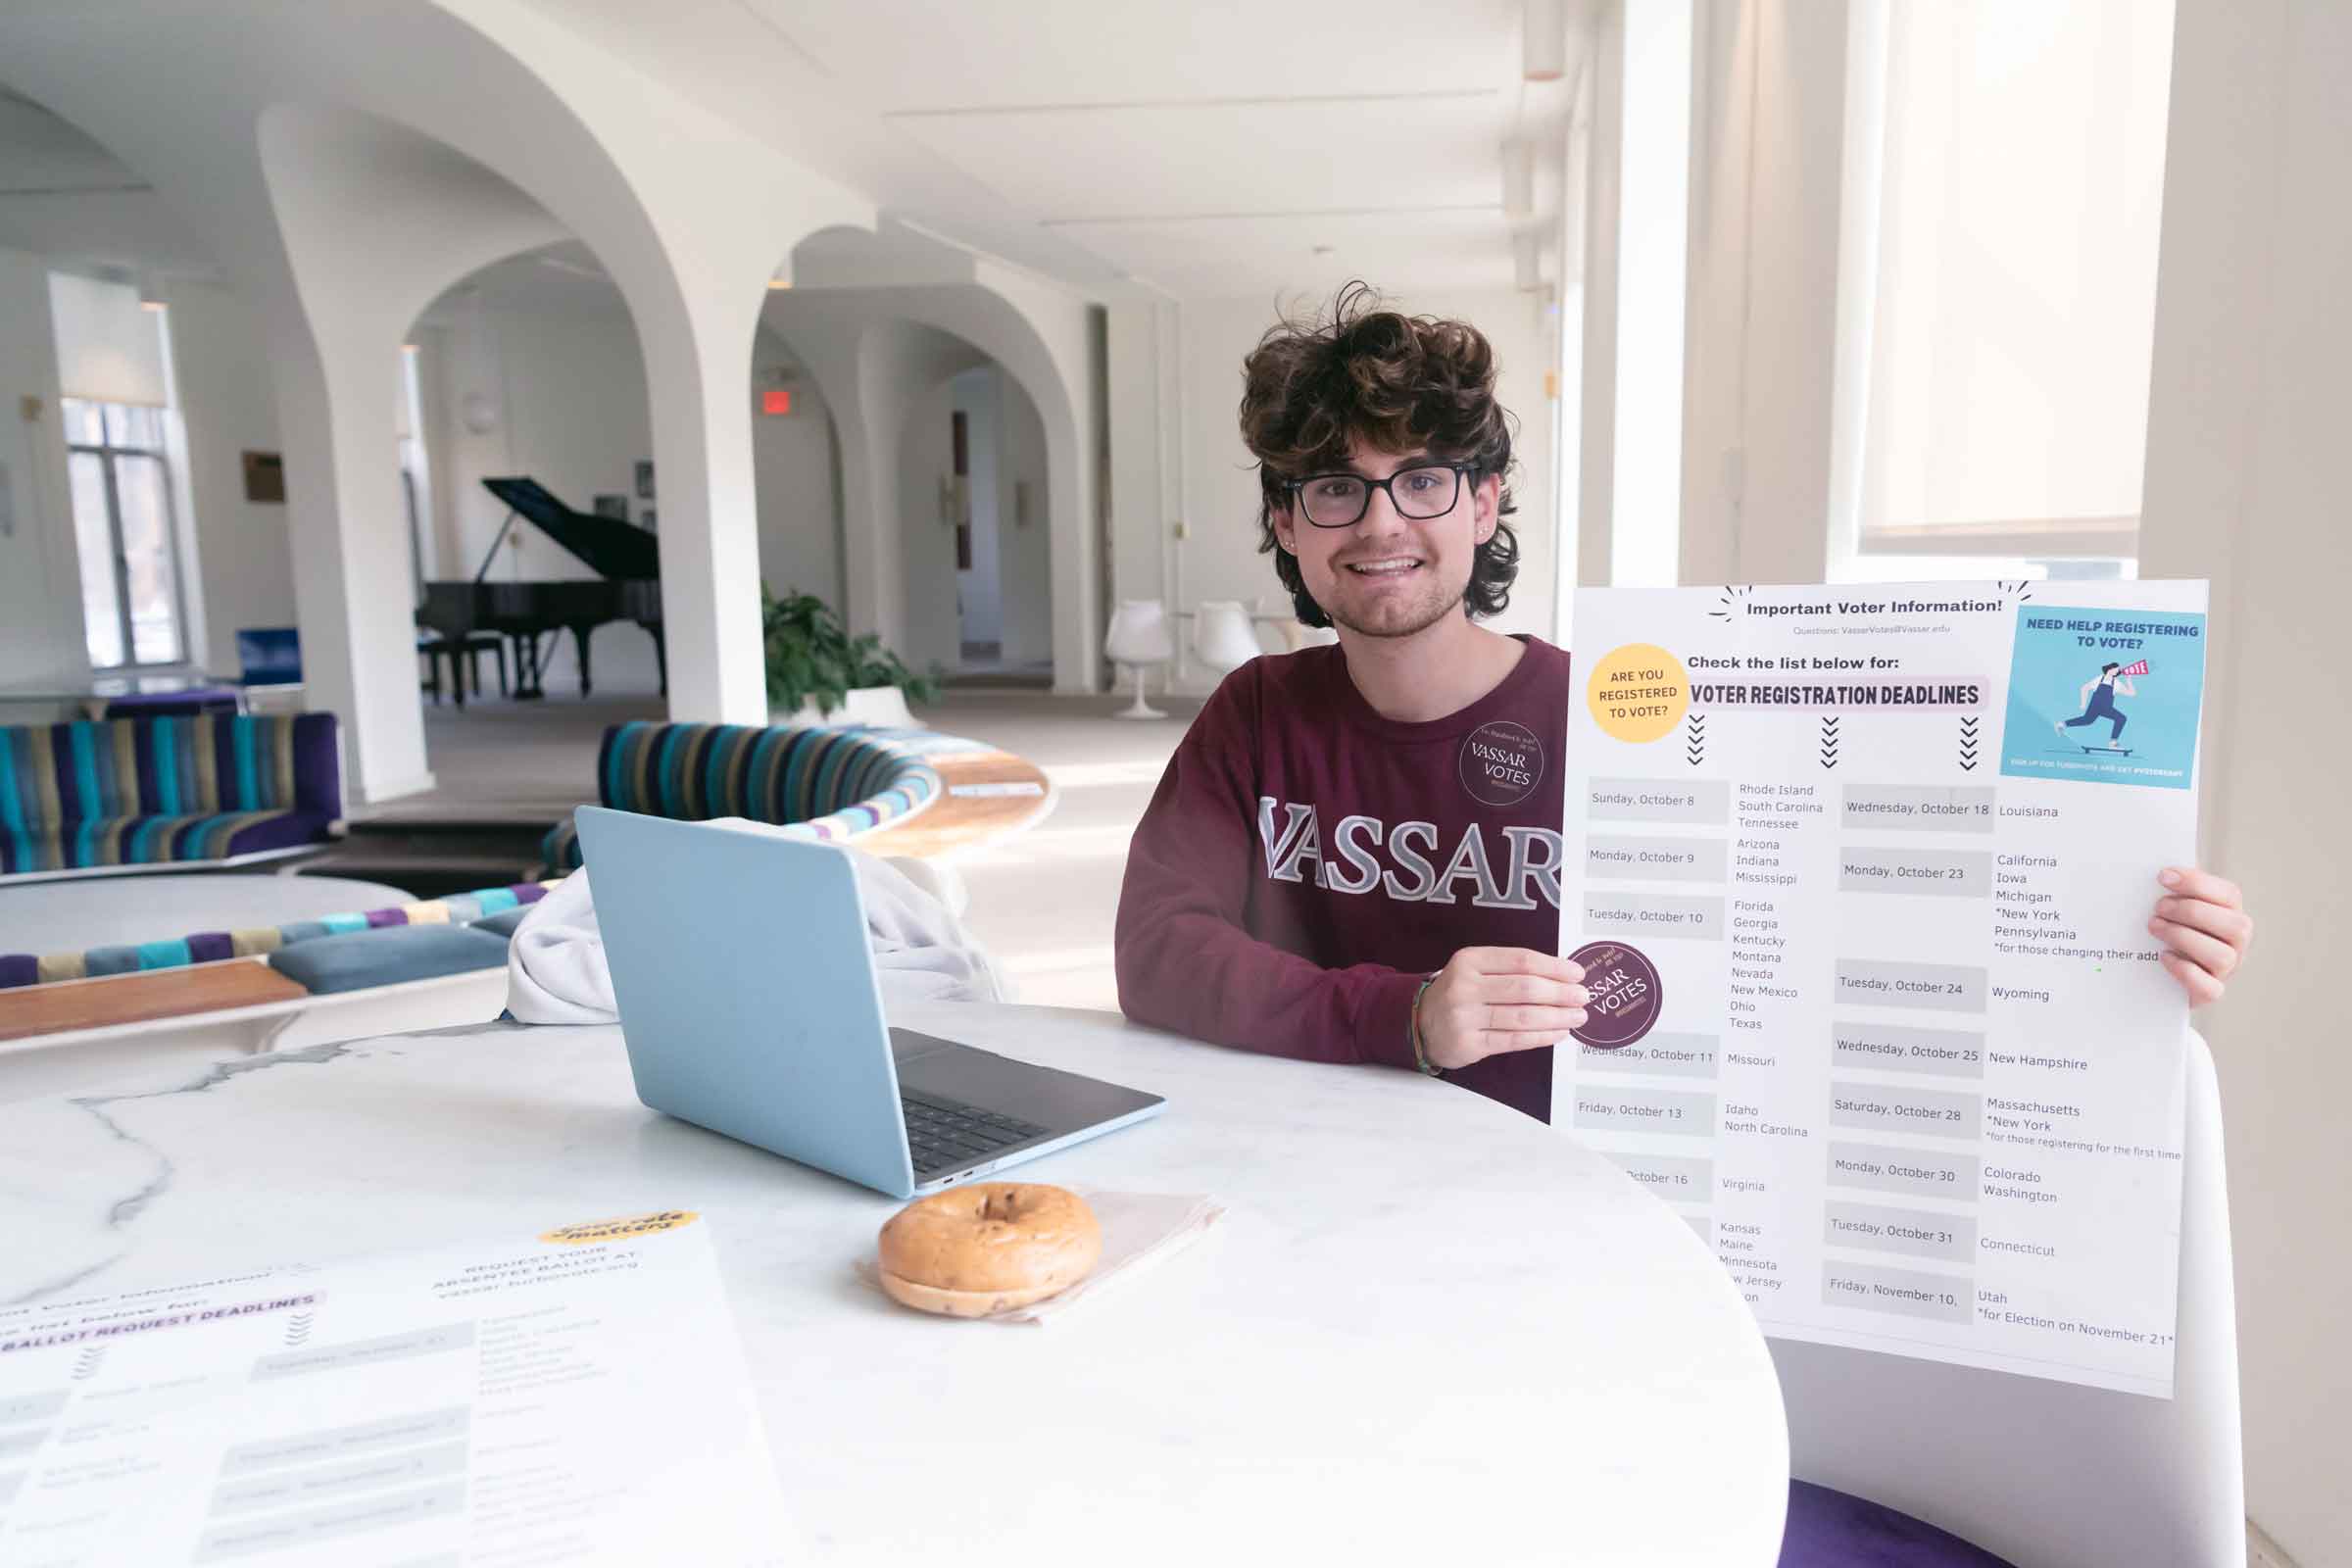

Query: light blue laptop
<box><xmin>573</xmin><ymin>807</ymin><xmax>1166</xmax><ymax>1200</ymax></box>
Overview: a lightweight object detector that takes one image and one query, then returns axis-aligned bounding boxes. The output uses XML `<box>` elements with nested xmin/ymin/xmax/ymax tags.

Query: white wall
<box><xmin>765</xmin><ymin>274</ymin><xmax>1097</xmax><ymax>693</ymax></box>
<box><xmin>0</xmin><ymin>260</ymin><xmax>318</xmax><ymax>693</ymax></box>
<box><xmin>763</xmin><ymin>287</ymin><xmax>1076</xmax><ymax>681</ymax></box>
<box><xmin>1678</xmin><ymin>0</ymin><xmax>1849</xmax><ymax>589</ymax></box>
<box><xmin>952</xmin><ymin>365</ymin><xmax>1003</xmax><ymax>648</ymax></box>
<box><xmin>410</xmin><ymin>304</ymin><xmax>844</xmax><ymax>702</ymax></box>
<box><xmin>0</xmin><ymin>246</ymin><xmax>86</xmax><ymax>686</ymax></box>
<box><xmin>996</xmin><ymin>368</ymin><xmax>1052</xmax><ymax>666</ymax></box>
<box><xmin>896</xmin><ymin>373</ymin><xmax>962</xmax><ymax>678</ymax></box>
<box><xmin>965</xmin><ymin>262</ymin><xmax>1102</xmax><ymax>696</ymax></box>
<box><xmin>885</xmin><ymin>355</ymin><xmax>1054</xmax><ymax>678</ymax></box>
<box><xmin>1109</xmin><ymin>287</ymin><xmax>1557</xmax><ymax>695</ymax></box>
<box><xmin>2139</xmin><ymin>1</ymin><xmax>2352</xmax><ymax>1559</ymax></box>
<box><xmin>419</xmin><ymin>292</ymin><xmax>662</xmax><ymax>694</ymax></box>
<box><xmin>163</xmin><ymin>278</ymin><xmax>297</xmax><ymax>677</ymax></box>
<box><xmin>752</xmin><ymin>326</ymin><xmax>842</xmax><ymax>614</ymax></box>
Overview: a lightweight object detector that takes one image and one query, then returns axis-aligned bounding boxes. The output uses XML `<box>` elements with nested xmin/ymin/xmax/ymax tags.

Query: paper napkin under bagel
<box><xmin>858</xmin><ymin>1189</ymin><xmax>1224</xmax><ymax>1325</ymax></box>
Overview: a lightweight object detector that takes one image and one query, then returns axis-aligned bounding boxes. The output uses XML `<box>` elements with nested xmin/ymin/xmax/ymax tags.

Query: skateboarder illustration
<box><xmin>2056</xmin><ymin>661</ymin><xmax>2139</xmax><ymax>749</ymax></box>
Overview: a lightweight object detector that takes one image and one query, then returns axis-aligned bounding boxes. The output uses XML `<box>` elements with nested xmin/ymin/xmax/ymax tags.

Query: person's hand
<box><xmin>1415</xmin><ymin>947</ymin><xmax>1588</xmax><ymax>1071</ymax></box>
<box><xmin>2149</xmin><ymin>866</ymin><xmax>2251</xmax><ymax>1007</ymax></box>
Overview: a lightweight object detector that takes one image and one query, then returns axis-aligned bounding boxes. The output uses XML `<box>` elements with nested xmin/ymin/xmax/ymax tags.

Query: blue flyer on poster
<box><xmin>1999</xmin><ymin>606</ymin><xmax>2207</xmax><ymax>790</ymax></box>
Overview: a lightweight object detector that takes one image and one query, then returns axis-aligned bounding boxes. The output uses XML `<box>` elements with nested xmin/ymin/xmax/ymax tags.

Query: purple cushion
<box><xmin>219</xmin><ymin>811</ymin><xmax>337</xmax><ymax>858</ymax></box>
<box><xmin>1779</xmin><ymin>1481</ymin><xmax>2019</xmax><ymax>1568</ymax></box>
<box><xmin>103</xmin><ymin>688</ymin><xmax>243</xmax><ymax>718</ymax></box>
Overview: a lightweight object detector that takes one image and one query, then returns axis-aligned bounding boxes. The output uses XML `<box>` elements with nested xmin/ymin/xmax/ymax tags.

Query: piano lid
<box><xmin>480</xmin><ymin>476</ymin><xmax>660</xmax><ymax>580</ymax></box>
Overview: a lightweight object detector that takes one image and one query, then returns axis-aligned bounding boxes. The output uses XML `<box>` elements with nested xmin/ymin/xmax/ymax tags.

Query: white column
<box><xmin>849</xmin><ymin>339</ymin><xmax>917</xmax><ymax>657</ymax></box>
<box><xmin>1574</xmin><ymin>1</ymin><xmax>1625</xmax><ymax>588</ymax></box>
<box><xmin>833</xmin><ymin>414</ymin><xmax>890</xmax><ymax>648</ymax></box>
<box><xmin>1602</xmin><ymin>0</ymin><xmax>1856</xmax><ymax>593</ymax></box>
<box><xmin>1040</xmin><ymin>392</ymin><xmax>1097</xmax><ymax>697</ymax></box>
<box><xmin>1607</xmin><ymin>0</ymin><xmax>1690</xmax><ymax>588</ymax></box>
<box><xmin>268</xmin><ymin>313</ymin><xmax>433</xmax><ymax>802</ymax></box>
<box><xmin>2137</xmin><ymin>1</ymin><xmax>2352</xmax><ymax>1557</ymax></box>
<box><xmin>0</xmin><ymin>247</ymin><xmax>90</xmax><ymax>687</ymax></box>
<box><xmin>1104</xmin><ymin>300</ymin><xmax>1170</xmax><ymax>617</ymax></box>
<box><xmin>641</xmin><ymin>308</ymin><xmax>767</xmax><ymax>725</ymax></box>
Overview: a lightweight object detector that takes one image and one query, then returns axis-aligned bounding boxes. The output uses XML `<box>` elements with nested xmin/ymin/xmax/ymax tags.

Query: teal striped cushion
<box><xmin>0</xmin><ymin>714</ymin><xmax>341</xmax><ymax>873</ymax></box>
<box><xmin>541</xmin><ymin>722</ymin><xmax>942</xmax><ymax>872</ymax></box>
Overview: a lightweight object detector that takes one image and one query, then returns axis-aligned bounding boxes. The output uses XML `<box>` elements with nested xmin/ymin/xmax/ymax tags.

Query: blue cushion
<box><xmin>1779</xmin><ymin>1482</ymin><xmax>2019</xmax><ymax>1567</ymax></box>
<box><xmin>266</xmin><ymin>924</ymin><xmax>511</xmax><ymax>995</ymax></box>
<box><xmin>469</xmin><ymin>905</ymin><xmax>532</xmax><ymax>939</ymax></box>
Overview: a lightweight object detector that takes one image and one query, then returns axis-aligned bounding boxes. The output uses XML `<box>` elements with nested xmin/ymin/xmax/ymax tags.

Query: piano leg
<box><xmin>513</xmin><ymin>632</ymin><xmax>548</xmax><ymax>701</ymax></box>
<box><xmin>570</xmin><ymin>623</ymin><xmax>597</xmax><ymax>698</ymax></box>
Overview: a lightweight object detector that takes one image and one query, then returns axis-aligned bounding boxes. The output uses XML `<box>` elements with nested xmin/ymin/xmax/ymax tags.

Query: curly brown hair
<box><xmin>1238</xmin><ymin>281</ymin><xmax>1519</xmax><ymax>628</ymax></box>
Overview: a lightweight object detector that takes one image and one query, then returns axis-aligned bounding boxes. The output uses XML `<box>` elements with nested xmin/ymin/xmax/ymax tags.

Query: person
<box><xmin>1113</xmin><ymin>285</ymin><xmax>2253</xmax><ymax>1121</ymax></box>
<box><xmin>2058</xmin><ymin>662</ymin><xmax>2135</xmax><ymax>747</ymax></box>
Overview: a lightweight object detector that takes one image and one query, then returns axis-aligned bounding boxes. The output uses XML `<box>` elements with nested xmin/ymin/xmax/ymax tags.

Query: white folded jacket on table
<box><xmin>504</xmin><ymin>825</ymin><xmax>1008</xmax><ymax>1025</ymax></box>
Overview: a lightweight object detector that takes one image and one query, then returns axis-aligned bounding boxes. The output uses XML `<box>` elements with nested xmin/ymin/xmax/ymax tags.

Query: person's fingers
<box><xmin>2156</xmin><ymin>895</ymin><xmax>2252</xmax><ymax>952</ymax></box>
<box><xmin>1489</xmin><ymin>1025</ymin><xmax>1585</xmax><ymax>1054</ymax></box>
<box><xmin>2161</xmin><ymin>950</ymin><xmax>2226</xmax><ymax>1006</ymax></box>
<box><xmin>2158</xmin><ymin>866</ymin><xmax>2242</xmax><ymax>911</ymax></box>
<box><xmin>1476</xmin><ymin>974</ymin><xmax>1591</xmax><ymax>1007</ymax></box>
<box><xmin>2149</xmin><ymin>916</ymin><xmax>2240</xmax><ymax>981</ymax></box>
<box><xmin>1462</xmin><ymin>947</ymin><xmax>1585</xmax><ymax>984</ymax></box>
<box><xmin>1481</xmin><ymin>1004</ymin><xmax>1589</xmax><ymax>1035</ymax></box>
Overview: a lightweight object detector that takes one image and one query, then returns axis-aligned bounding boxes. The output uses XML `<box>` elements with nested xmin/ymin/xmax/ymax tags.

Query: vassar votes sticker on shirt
<box><xmin>1459</xmin><ymin>719</ymin><xmax>1546</xmax><ymax>808</ymax></box>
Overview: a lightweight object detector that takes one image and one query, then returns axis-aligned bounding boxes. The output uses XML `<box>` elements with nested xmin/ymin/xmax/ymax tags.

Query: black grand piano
<box><xmin>418</xmin><ymin>477</ymin><xmax>665</xmax><ymax>700</ymax></box>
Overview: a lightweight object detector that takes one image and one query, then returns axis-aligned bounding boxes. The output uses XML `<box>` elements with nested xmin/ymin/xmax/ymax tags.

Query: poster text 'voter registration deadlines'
<box><xmin>1557</xmin><ymin>580</ymin><xmax>2207</xmax><ymax>1396</ymax></box>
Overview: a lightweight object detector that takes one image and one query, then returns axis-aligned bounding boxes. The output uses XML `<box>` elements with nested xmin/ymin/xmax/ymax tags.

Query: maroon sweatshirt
<box><xmin>1115</xmin><ymin>636</ymin><xmax>1571</xmax><ymax>1121</ymax></box>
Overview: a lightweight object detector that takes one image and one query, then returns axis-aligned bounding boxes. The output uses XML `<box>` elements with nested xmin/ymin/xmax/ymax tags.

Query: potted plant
<box><xmin>762</xmin><ymin>586</ymin><xmax>940</xmax><ymax>728</ymax></box>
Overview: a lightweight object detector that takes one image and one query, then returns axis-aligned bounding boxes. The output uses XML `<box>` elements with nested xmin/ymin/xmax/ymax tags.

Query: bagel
<box><xmin>877</xmin><ymin>1183</ymin><xmax>1102</xmax><ymax>1318</ymax></box>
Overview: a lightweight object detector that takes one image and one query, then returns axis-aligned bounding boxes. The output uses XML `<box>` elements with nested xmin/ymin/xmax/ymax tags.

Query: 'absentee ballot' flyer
<box><xmin>1556</xmin><ymin>579</ymin><xmax>2206</xmax><ymax>1396</ymax></box>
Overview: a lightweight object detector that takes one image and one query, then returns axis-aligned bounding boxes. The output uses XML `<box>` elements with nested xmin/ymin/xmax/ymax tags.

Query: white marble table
<box><xmin>0</xmin><ymin>1002</ymin><xmax>1789</xmax><ymax>1564</ymax></box>
<box><xmin>0</xmin><ymin>873</ymin><xmax>416</xmax><ymax>956</ymax></box>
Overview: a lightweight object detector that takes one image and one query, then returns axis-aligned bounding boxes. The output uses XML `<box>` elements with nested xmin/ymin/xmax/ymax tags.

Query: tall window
<box><xmin>1830</xmin><ymin>0</ymin><xmax>2175</xmax><ymax>582</ymax></box>
<box><xmin>65</xmin><ymin>398</ymin><xmax>187</xmax><ymax>669</ymax></box>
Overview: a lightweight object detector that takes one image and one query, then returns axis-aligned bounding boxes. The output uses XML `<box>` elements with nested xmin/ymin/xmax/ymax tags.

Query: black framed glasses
<box><xmin>1286</xmin><ymin>463</ymin><xmax>1471</xmax><ymax>528</ymax></box>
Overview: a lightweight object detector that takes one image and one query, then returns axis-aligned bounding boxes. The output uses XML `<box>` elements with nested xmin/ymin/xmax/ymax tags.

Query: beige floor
<box><xmin>400</xmin><ymin>686</ymin><xmax>1205</xmax><ymax>1011</ymax></box>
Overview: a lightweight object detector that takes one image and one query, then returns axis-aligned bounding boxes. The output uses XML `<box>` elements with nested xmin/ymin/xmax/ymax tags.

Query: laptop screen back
<box><xmin>572</xmin><ymin>808</ymin><xmax>915</xmax><ymax>1195</ymax></box>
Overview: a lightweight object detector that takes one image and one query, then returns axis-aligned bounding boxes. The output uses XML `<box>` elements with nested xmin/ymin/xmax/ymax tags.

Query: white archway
<box><xmin>762</xmin><ymin>236</ymin><xmax>1102</xmax><ymax>693</ymax></box>
<box><xmin>0</xmin><ymin>0</ymin><xmax>873</xmax><ymax>795</ymax></box>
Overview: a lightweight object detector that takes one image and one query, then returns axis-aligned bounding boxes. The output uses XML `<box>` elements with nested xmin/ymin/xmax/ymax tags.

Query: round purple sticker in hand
<box><xmin>1567</xmin><ymin>940</ymin><xmax>1663</xmax><ymax>1050</ymax></box>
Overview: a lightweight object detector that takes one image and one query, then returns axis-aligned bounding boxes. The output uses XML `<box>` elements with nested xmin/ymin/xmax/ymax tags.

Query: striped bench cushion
<box><xmin>0</xmin><ymin>713</ymin><xmax>341</xmax><ymax>874</ymax></box>
<box><xmin>0</xmin><ymin>880</ymin><xmax>557</xmax><ymax>991</ymax></box>
<box><xmin>541</xmin><ymin>721</ymin><xmax>942</xmax><ymax>872</ymax></box>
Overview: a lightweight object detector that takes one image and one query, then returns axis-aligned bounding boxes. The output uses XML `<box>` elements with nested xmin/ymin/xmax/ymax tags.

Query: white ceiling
<box><xmin>537</xmin><ymin>0</ymin><xmax>1570</xmax><ymax>299</ymax></box>
<box><xmin>0</xmin><ymin>86</ymin><xmax>218</xmax><ymax>281</ymax></box>
<box><xmin>0</xmin><ymin>3</ymin><xmax>1574</xmax><ymax>303</ymax></box>
<box><xmin>413</xmin><ymin>241</ymin><xmax>633</xmax><ymax>325</ymax></box>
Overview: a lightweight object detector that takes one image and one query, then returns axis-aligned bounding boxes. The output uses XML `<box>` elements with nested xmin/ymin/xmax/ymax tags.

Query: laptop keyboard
<box><xmin>902</xmin><ymin>1090</ymin><xmax>1050</xmax><ymax>1176</ymax></box>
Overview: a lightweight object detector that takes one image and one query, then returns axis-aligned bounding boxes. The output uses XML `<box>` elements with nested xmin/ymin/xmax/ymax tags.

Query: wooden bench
<box><xmin>0</xmin><ymin>960</ymin><xmax>307</xmax><ymax>1044</ymax></box>
<box><xmin>856</xmin><ymin>747</ymin><xmax>1055</xmax><ymax>859</ymax></box>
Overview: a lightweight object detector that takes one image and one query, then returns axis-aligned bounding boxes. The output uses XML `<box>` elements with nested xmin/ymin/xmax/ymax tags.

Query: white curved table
<box><xmin>0</xmin><ymin>1002</ymin><xmax>1788</xmax><ymax>1564</ymax></box>
<box><xmin>0</xmin><ymin>873</ymin><xmax>416</xmax><ymax>956</ymax></box>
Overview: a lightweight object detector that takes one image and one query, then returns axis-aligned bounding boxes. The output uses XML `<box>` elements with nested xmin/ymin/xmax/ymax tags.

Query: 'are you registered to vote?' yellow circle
<box><xmin>1586</xmin><ymin>643</ymin><xmax>1691</xmax><ymax>742</ymax></box>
